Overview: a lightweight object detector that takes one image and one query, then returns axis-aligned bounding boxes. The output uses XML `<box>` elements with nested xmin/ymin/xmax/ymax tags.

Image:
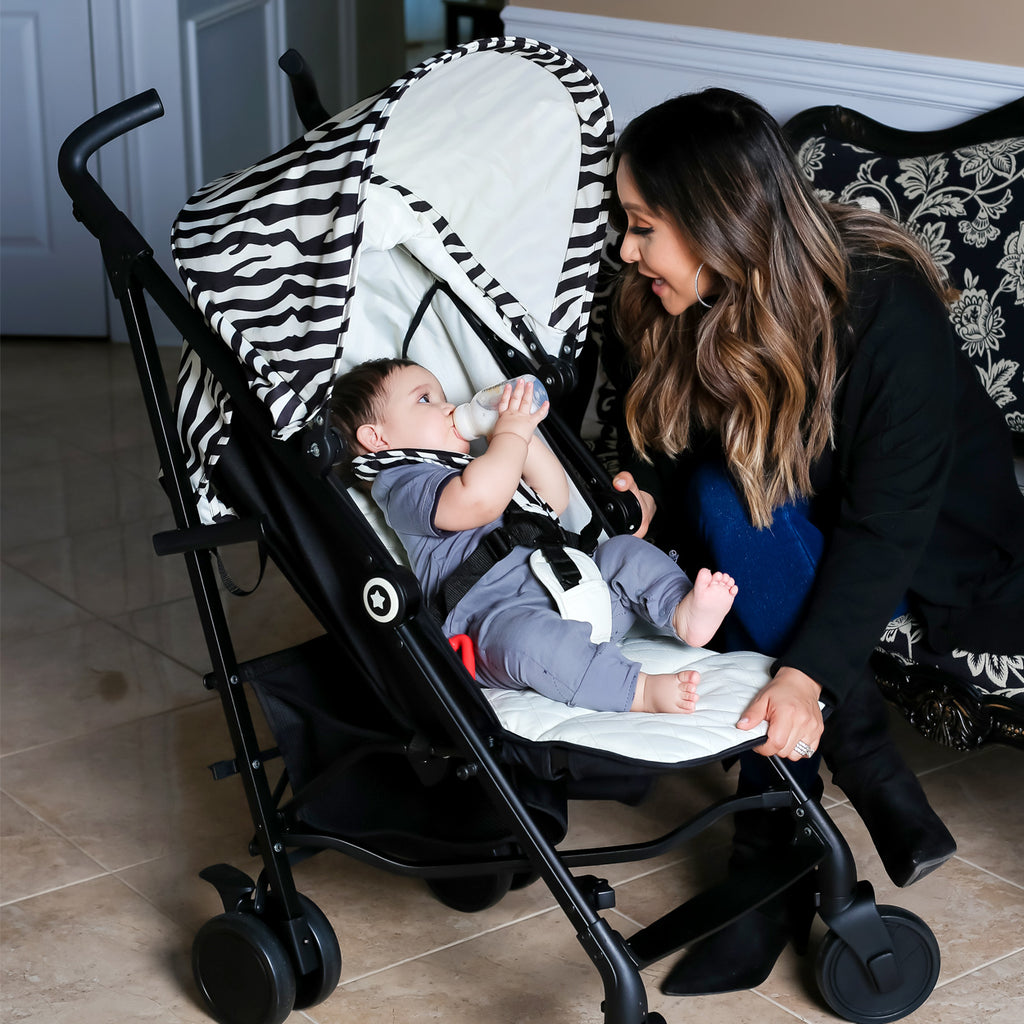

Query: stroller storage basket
<box><xmin>58</xmin><ymin>41</ymin><xmax>941</xmax><ymax>1024</ymax></box>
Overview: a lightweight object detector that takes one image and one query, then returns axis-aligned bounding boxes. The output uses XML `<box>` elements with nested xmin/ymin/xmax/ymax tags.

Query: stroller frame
<box><xmin>58</xmin><ymin>49</ymin><xmax>940</xmax><ymax>1024</ymax></box>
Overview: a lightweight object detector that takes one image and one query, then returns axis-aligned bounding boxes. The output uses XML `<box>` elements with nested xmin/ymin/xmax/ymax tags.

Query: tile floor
<box><xmin>2</xmin><ymin>338</ymin><xmax>1023</xmax><ymax>1024</ymax></box>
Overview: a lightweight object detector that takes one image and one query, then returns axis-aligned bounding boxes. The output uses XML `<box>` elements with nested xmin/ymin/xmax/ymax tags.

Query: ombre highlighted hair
<box><xmin>612</xmin><ymin>89</ymin><xmax>954</xmax><ymax>527</ymax></box>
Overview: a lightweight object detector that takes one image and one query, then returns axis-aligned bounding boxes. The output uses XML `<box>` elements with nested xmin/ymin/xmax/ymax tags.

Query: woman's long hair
<box><xmin>613</xmin><ymin>89</ymin><xmax>953</xmax><ymax>527</ymax></box>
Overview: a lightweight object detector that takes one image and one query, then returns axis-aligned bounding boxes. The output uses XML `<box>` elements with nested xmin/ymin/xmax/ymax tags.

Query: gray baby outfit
<box><xmin>371</xmin><ymin>460</ymin><xmax>694</xmax><ymax>712</ymax></box>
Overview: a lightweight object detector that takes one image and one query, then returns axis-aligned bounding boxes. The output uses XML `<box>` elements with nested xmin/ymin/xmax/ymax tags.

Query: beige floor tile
<box><xmin>0</xmin><ymin>565</ymin><xmax>91</xmax><ymax>644</ymax></box>
<box><xmin>917</xmin><ymin>745</ymin><xmax>1024</xmax><ymax>886</ymax></box>
<box><xmin>105</xmin><ymin>551</ymin><xmax>324</xmax><ymax>676</ymax></box>
<box><xmin>920</xmin><ymin>950</ymin><xmax>1024</xmax><ymax>1023</ymax></box>
<box><xmin>0</xmin><ymin>617</ymin><xmax>205</xmax><ymax>753</ymax></box>
<box><xmin>4</xmin><ymin>513</ymin><xmax>191</xmax><ymax>617</ymax></box>
<box><xmin>313</xmin><ymin>906</ymin><xmax>799</xmax><ymax>1024</ymax></box>
<box><xmin>0</xmin><ymin>794</ymin><xmax>106</xmax><ymax>904</ymax></box>
<box><xmin>745</xmin><ymin>804</ymin><xmax>1024</xmax><ymax>1023</ymax></box>
<box><xmin>1</xmin><ymin>341</ymin><xmax>131</xmax><ymax>416</ymax></box>
<box><xmin>0</xmin><ymin>415</ymin><xmax>72</xmax><ymax>474</ymax></box>
<box><xmin>109</xmin><ymin>597</ymin><xmax>214</xmax><ymax>675</ymax></box>
<box><xmin>0</xmin><ymin>701</ymin><xmax>255</xmax><ymax>872</ymax></box>
<box><xmin>0</xmin><ymin>874</ymin><xmax>212</xmax><ymax>1023</ymax></box>
<box><xmin>1</xmin><ymin>452</ymin><xmax>170</xmax><ymax>552</ymax></box>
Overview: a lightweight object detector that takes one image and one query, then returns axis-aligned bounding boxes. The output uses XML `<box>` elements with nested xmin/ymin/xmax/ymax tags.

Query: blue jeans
<box><xmin>686</xmin><ymin>457</ymin><xmax>908</xmax><ymax>657</ymax></box>
<box><xmin>686</xmin><ymin>458</ymin><xmax>824</xmax><ymax>791</ymax></box>
<box><xmin>688</xmin><ymin>459</ymin><xmax>825</xmax><ymax>657</ymax></box>
<box><xmin>686</xmin><ymin>458</ymin><xmax>910</xmax><ymax>797</ymax></box>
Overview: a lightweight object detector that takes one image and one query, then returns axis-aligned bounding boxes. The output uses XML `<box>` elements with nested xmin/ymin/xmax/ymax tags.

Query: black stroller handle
<box><xmin>57</xmin><ymin>89</ymin><xmax>163</xmax><ymax>246</ymax></box>
<box><xmin>278</xmin><ymin>49</ymin><xmax>330</xmax><ymax>132</ymax></box>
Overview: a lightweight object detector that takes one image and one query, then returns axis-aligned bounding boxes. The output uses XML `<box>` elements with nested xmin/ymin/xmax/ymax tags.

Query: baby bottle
<box><xmin>453</xmin><ymin>374</ymin><xmax>549</xmax><ymax>440</ymax></box>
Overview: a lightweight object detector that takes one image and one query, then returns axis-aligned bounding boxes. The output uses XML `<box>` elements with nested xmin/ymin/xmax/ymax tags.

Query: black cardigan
<box><xmin>776</xmin><ymin>262</ymin><xmax>1024</xmax><ymax>702</ymax></box>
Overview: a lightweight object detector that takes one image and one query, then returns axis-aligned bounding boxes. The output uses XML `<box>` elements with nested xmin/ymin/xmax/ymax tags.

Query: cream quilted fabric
<box><xmin>485</xmin><ymin>633</ymin><xmax>775</xmax><ymax>766</ymax></box>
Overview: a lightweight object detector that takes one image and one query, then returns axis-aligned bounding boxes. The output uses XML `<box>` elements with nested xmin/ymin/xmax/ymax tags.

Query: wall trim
<box><xmin>502</xmin><ymin>6</ymin><xmax>1024</xmax><ymax>129</ymax></box>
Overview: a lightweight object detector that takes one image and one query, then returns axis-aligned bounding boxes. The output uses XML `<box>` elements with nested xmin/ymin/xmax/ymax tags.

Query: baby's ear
<box><xmin>355</xmin><ymin>423</ymin><xmax>384</xmax><ymax>452</ymax></box>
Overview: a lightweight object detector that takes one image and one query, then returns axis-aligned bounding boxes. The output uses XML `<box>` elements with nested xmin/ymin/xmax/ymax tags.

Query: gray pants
<box><xmin>450</xmin><ymin>534</ymin><xmax>692</xmax><ymax>712</ymax></box>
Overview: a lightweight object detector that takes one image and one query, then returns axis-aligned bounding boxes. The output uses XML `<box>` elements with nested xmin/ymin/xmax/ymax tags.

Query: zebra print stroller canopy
<box><xmin>172</xmin><ymin>38</ymin><xmax>613</xmax><ymax>523</ymax></box>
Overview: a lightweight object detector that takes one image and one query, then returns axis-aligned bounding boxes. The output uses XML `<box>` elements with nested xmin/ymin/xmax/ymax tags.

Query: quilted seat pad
<box><xmin>485</xmin><ymin>633</ymin><xmax>776</xmax><ymax>766</ymax></box>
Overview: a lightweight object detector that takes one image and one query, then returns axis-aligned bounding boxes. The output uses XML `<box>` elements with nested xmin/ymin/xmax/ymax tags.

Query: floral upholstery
<box><xmin>791</xmin><ymin>127</ymin><xmax>1024</xmax><ymax>440</ymax></box>
<box><xmin>786</xmin><ymin>100</ymin><xmax>1024</xmax><ymax>750</ymax></box>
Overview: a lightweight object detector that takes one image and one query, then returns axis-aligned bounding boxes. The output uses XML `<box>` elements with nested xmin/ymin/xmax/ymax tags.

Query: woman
<box><xmin>606</xmin><ymin>88</ymin><xmax>1024</xmax><ymax>994</ymax></box>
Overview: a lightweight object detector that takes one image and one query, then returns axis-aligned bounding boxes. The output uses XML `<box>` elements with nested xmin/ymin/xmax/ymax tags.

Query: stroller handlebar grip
<box><xmin>278</xmin><ymin>49</ymin><xmax>330</xmax><ymax>132</ymax></box>
<box><xmin>57</xmin><ymin>89</ymin><xmax>163</xmax><ymax>244</ymax></box>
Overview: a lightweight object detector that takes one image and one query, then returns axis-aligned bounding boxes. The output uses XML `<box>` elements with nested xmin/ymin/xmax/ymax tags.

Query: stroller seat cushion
<box><xmin>485</xmin><ymin>634</ymin><xmax>775</xmax><ymax>766</ymax></box>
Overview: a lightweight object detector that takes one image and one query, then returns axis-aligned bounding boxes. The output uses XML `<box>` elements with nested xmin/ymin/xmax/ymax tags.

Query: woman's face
<box><xmin>615</xmin><ymin>158</ymin><xmax>717</xmax><ymax>315</ymax></box>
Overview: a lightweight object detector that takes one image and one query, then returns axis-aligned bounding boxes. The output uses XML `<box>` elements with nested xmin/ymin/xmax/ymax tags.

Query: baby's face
<box><xmin>371</xmin><ymin>365</ymin><xmax>469</xmax><ymax>454</ymax></box>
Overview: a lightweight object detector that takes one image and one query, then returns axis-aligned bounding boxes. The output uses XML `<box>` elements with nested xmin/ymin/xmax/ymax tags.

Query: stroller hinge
<box><xmin>99</xmin><ymin>227</ymin><xmax>152</xmax><ymax>300</ymax></box>
<box><xmin>406</xmin><ymin>735</ymin><xmax>450</xmax><ymax>785</ymax></box>
<box><xmin>208</xmin><ymin>746</ymin><xmax>281</xmax><ymax>781</ymax></box>
<box><xmin>577</xmin><ymin>874</ymin><xmax>616</xmax><ymax>911</ymax></box>
<box><xmin>577</xmin><ymin>919</ymin><xmax>647</xmax><ymax>1024</ymax></box>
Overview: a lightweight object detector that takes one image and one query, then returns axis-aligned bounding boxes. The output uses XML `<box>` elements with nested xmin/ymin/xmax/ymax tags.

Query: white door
<box><xmin>1</xmin><ymin>0</ymin><xmax>107</xmax><ymax>336</ymax></box>
<box><xmin>0</xmin><ymin>0</ymin><xmax>404</xmax><ymax>341</ymax></box>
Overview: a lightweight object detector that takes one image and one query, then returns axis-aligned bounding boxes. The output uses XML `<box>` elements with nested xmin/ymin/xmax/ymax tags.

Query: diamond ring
<box><xmin>793</xmin><ymin>740</ymin><xmax>815</xmax><ymax>759</ymax></box>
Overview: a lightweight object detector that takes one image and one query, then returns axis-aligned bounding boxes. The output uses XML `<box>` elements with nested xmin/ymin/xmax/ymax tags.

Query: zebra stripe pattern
<box><xmin>171</xmin><ymin>38</ymin><xmax>614</xmax><ymax>522</ymax></box>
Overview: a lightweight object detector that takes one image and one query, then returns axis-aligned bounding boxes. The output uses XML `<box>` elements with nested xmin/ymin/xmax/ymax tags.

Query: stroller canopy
<box><xmin>171</xmin><ymin>38</ymin><xmax>615</xmax><ymax>522</ymax></box>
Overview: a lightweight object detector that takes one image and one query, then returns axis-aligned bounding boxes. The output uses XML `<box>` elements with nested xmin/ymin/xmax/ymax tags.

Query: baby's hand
<box><xmin>491</xmin><ymin>378</ymin><xmax>548</xmax><ymax>441</ymax></box>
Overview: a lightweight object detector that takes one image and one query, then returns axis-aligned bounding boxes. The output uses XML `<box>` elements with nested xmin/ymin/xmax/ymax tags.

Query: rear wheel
<box><xmin>815</xmin><ymin>905</ymin><xmax>939</xmax><ymax>1023</ymax></box>
<box><xmin>426</xmin><ymin>870</ymin><xmax>514</xmax><ymax>912</ymax></box>
<box><xmin>192</xmin><ymin>912</ymin><xmax>296</xmax><ymax>1024</ymax></box>
<box><xmin>291</xmin><ymin>894</ymin><xmax>342</xmax><ymax>1010</ymax></box>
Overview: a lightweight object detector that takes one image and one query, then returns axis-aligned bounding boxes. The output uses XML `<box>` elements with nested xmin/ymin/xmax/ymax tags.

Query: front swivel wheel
<box><xmin>815</xmin><ymin>905</ymin><xmax>939</xmax><ymax>1023</ymax></box>
<box><xmin>192</xmin><ymin>912</ymin><xmax>296</xmax><ymax>1024</ymax></box>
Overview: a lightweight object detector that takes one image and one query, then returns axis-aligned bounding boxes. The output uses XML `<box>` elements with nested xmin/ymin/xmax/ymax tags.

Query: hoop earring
<box><xmin>694</xmin><ymin>263</ymin><xmax>713</xmax><ymax>308</ymax></box>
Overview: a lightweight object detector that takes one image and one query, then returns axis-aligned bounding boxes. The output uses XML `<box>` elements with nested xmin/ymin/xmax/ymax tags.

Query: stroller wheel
<box><xmin>192</xmin><ymin>912</ymin><xmax>296</xmax><ymax>1024</ymax></box>
<box><xmin>815</xmin><ymin>905</ymin><xmax>940</xmax><ymax>1023</ymax></box>
<box><xmin>291</xmin><ymin>894</ymin><xmax>342</xmax><ymax>1010</ymax></box>
<box><xmin>426</xmin><ymin>870</ymin><xmax>514</xmax><ymax>912</ymax></box>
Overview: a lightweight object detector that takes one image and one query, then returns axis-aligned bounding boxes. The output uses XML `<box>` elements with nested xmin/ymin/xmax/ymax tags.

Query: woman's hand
<box><xmin>612</xmin><ymin>471</ymin><xmax>657</xmax><ymax>538</ymax></box>
<box><xmin>737</xmin><ymin>665</ymin><xmax>824</xmax><ymax>760</ymax></box>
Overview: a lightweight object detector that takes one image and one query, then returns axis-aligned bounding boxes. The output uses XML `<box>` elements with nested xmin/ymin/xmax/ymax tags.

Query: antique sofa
<box><xmin>784</xmin><ymin>97</ymin><xmax>1024</xmax><ymax>751</ymax></box>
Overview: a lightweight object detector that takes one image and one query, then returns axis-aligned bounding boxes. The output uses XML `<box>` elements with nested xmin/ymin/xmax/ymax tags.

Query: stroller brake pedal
<box><xmin>199</xmin><ymin>863</ymin><xmax>256</xmax><ymax>913</ymax></box>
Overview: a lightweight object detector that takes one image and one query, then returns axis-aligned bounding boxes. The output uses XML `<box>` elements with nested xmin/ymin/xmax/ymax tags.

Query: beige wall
<box><xmin>510</xmin><ymin>1</ymin><xmax>1024</xmax><ymax>67</ymax></box>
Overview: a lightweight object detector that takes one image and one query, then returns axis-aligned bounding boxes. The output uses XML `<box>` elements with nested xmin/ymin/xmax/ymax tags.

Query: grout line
<box><xmin>949</xmin><ymin>854</ymin><xmax>1024</xmax><ymax>892</ymax></box>
<box><xmin>608</xmin><ymin>907</ymin><xmax>644</xmax><ymax>930</ymax></box>
<box><xmin>1</xmin><ymin>869</ymin><xmax>116</xmax><ymax>907</ymax></box>
<box><xmin>336</xmin><ymin>905</ymin><xmax>564</xmax><ymax>987</ymax></box>
<box><xmin>753</xmin><ymin>989</ymin><xmax>817</xmax><ymax>1022</ymax></box>
<box><xmin>932</xmin><ymin>944</ymin><xmax>1024</xmax><ymax>989</ymax></box>
<box><xmin>0</xmin><ymin>788</ymin><xmax>109</xmax><ymax>871</ymax></box>
<box><xmin>0</xmin><ymin>691</ymin><xmax>219</xmax><ymax>761</ymax></box>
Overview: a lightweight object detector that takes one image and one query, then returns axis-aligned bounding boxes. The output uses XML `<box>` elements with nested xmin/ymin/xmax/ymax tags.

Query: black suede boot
<box><xmin>662</xmin><ymin>777</ymin><xmax>818</xmax><ymax>996</ymax></box>
<box><xmin>820</xmin><ymin>670</ymin><xmax>956</xmax><ymax>888</ymax></box>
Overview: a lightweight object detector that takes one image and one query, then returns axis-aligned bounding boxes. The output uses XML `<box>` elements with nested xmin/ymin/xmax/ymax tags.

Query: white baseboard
<box><xmin>502</xmin><ymin>6</ymin><xmax>1024</xmax><ymax>130</ymax></box>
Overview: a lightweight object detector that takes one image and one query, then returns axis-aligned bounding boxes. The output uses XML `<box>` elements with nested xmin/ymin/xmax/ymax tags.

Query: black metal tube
<box><xmin>57</xmin><ymin>90</ymin><xmax>163</xmax><ymax>251</ymax></box>
<box><xmin>278</xmin><ymin>49</ymin><xmax>330</xmax><ymax>131</ymax></box>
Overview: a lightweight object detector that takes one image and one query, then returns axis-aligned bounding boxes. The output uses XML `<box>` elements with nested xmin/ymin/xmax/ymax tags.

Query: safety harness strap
<box><xmin>434</xmin><ymin>509</ymin><xmax>587</xmax><ymax>619</ymax></box>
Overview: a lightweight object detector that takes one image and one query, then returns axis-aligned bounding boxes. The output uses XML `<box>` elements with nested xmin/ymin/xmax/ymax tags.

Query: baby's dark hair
<box><xmin>328</xmin><ymin>357</ymin><xmax>418</xmax><ymax>483</ymax></box>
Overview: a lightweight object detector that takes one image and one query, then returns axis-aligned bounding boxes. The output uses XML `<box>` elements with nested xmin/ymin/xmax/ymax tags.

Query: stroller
<box><xmin>58</xmin><ymin>38</ymin><xmax>941</xmax><ymax>1024</ymax></box>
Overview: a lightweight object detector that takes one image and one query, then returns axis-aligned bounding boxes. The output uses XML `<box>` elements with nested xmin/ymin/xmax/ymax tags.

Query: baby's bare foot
<box><xmin>631</xmin><ymin>670</ymin><xmax>700</xmax><ymax>714</ymax></box>
<box><xmin>672</xmin><ymin>568</ymin><xmax>738</xmax><ymax>648</ymax></box>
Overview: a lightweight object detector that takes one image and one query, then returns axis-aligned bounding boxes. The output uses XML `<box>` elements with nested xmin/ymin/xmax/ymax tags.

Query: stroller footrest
<box><xmin>626</xmin><ymin>843</ymin><xmax>825</xmax><ymax>968</ymax></box>
<box><xmin>153</xmin><ymin>516</ymin><xmax>264</xmax><ymax>556</ymax></box>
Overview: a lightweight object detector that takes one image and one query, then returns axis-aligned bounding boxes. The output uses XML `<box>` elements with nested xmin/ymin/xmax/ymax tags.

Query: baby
<box><xmin>330</xmin><ymin>357</ymin><xmax>737</xmax><ymax>714</ymax></box>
